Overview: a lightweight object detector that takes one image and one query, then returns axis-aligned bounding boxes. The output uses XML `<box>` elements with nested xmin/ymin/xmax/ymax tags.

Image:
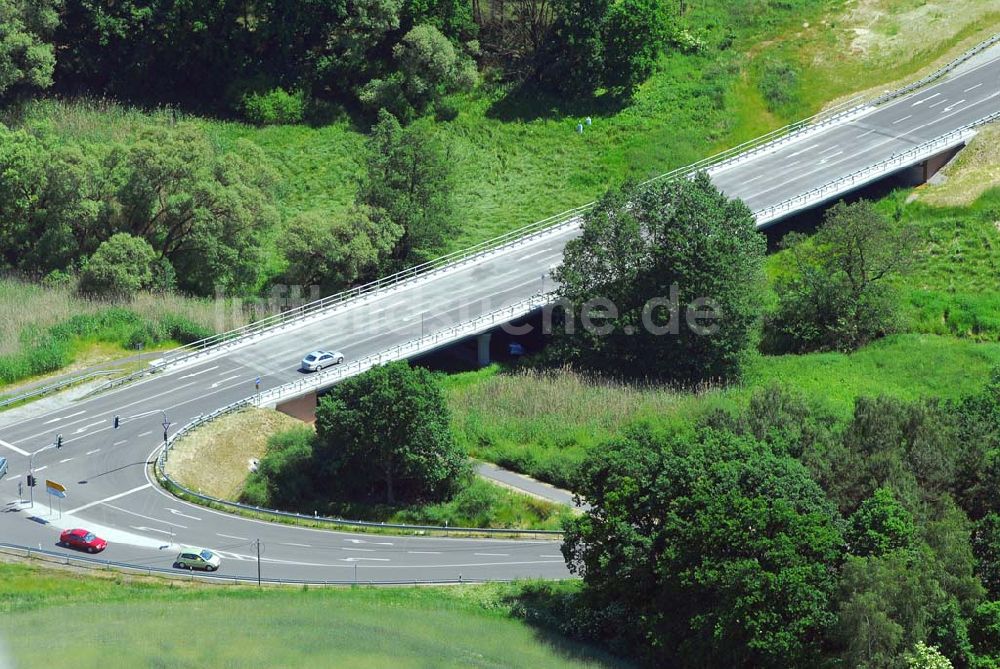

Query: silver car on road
<box><xmin>300</xmin><ymin>350</ymin><xmax>345</xmax><ymax>372</ymax></box>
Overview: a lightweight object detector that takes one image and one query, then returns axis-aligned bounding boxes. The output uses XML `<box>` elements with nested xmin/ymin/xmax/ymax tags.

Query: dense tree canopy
<box><xmin>359</xmin><ymin>110</ymin><xmax>457</xmax><ymax>265</ymax></box>
<box><xmin>313</xmin><ymin>361</ymin><xmax>469</xmax><ymax>504</ymax></box>
<box><xmin>767</xmin><ymin>200</ymin><xmax>916</xmax><ymax>353</ymax></box>
<box><xmin>553</xmin><ymin>172</ymin><xmax>766</xmax><ymax>384</ymax></box>
<box><xmin>563</xmin><ymin>427</ymin><xmax>844</xmax><ymax>667</ymax></box>
<box><xmin>0</xmin><ymin>122</ymin><xmax>277</xmax><ymax>295</ymax></box>
<box><xmin>0</xmin><ymin>0</ymin><xmax>58</xmax><ymax>102</ymax></box>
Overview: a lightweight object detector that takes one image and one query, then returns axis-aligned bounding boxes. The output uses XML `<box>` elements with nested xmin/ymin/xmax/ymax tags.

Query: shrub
<box><xmin>159</xmin><ymin>314</ymin><xmax>213</xmax><ymax>344</ymax></box>
<box><xmin>240</xmin><ymin>87</ymin><xmax>306</xmax><ymax>125</ymax></box>
<box><xmin>78</xmin><ymin>233</ymin><xmax>157</xmax><ymax>299</ymax></box>
<box><xmin>758</xmin><ymin>57</ymin><xmax>800</xmax><ymax>113</ymax></box>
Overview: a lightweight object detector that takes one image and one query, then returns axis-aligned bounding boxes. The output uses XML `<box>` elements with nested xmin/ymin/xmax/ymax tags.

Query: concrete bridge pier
<box><xmin>477</xmin><ymin>333</ymin><xmax>492</xmax><ymax>367</ymax></box>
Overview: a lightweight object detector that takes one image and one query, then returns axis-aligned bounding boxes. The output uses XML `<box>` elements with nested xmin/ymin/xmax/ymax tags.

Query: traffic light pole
<box><xmin>27</xmin><ymin>440</ymin><xmax>59</xmax><ymax>509</ymax></box>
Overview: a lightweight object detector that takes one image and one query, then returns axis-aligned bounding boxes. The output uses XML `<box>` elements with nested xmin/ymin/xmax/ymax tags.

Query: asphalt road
<box><xmin>0</xmin><ymin>49</ymin><xmax>997</xmax><ymax>583</ymax></box>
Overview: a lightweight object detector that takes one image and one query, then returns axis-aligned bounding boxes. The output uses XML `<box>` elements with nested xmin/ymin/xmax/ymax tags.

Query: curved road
<box><xmin>1</xmin><ymin>47</ymin><xmax>999</xmax><ymax>582</ymax></box>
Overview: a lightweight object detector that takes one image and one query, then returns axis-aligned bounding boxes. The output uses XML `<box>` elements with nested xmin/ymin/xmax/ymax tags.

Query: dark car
<box><xmin>59</xmin><ymin>528</ymin><xmax>108</xmax><ymax>553</ymax></box>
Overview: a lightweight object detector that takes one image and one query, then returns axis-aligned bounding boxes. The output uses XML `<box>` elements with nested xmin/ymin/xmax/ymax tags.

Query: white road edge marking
<box><xmin>66</xmin><ymin>483</ymin><xmax>152</xmax><ymax>514</ymax></box>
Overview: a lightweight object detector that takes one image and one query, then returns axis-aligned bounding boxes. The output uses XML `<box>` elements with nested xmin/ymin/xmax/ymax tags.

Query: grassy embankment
<box><xmin>167</xmin><ymin>407</ymin><xmax>572</xmax><ymax>530</ymax></box>
<box><xmin>0</xmin><ymin>562</ymin><xmax>621</xmax><ymax>668</ymax></box>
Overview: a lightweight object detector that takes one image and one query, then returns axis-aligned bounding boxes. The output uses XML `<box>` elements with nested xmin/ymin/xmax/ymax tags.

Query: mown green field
<box><xmin>0</xmin><ymin>563</ymin><xmax>620</xmax><ymax>669</ymax></box>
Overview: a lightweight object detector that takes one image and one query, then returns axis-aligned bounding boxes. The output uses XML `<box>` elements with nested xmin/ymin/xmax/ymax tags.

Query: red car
<box><xmin>59</xmin><ymin>528</ymin><xmax>108</xmax><ymax>553</ymax></box>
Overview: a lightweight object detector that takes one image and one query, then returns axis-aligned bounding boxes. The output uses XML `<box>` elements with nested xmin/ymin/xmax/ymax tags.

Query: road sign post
<box><xmin>46</xmin><ymin>479</ymin><xmax>66</xmax><ymax>519</ymax></box>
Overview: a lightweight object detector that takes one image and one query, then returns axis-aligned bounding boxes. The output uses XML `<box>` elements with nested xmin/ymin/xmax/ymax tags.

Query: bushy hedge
<box><xmin>240</xmin><ymin>88</ymin><xmax>306</xmax><ymax>125</ymax></box>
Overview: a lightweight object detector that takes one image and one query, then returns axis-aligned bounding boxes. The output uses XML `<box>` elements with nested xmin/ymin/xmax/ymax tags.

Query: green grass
<box><xmin>388</xmin><ymin>478</ymin><xmax>573</xmax><ymax>530</ymax></box>
<box><xmin>447</xmin><ymin>335</ymin><xmax>1000</xmax><ymax>489</ymax></box>
<box><xmin>0</xmin><ymin>563</ymin><xmax>622</xmax><ymax>668</ymax></box>
<box><xmin>891</xmin><ymin>189</ymin><xmax>1000</xmax><ymax>340</ymax></box>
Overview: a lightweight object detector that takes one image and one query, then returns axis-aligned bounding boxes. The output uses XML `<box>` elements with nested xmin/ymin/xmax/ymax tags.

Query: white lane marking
<box><xmin>112</xmin><ymin>440</ymin><xmax>127</xmax><ymax>446</ymax></box>
<box><xmin>104</xmin><ymin>503</ymin><xmax>187</xmax><ymax>529</ymax></box>
<box><xmin>891</xmin><ymin>114</ymin><xmax>912</xmax><ymax>125</ymax></box>
<box><xmin>346</xmin><ymin>539</ymin><xmax>393</xmax><ymax>546</ymax></box>
<box><xmin>942</xmin><ymin>99</ymin><xmax>966</xmax><ymax>112</ymax></box>
<box><xmin>217</xmin><ymin>533</ymin><xmax>249</xmax><ymax>541</ymax></box>
<box><xmin>211</xmin><ymin>375</ymin><xmax>241</xmax><ymax>388</ymax></box>
<box><xmin>12</xmin><ymin>381</ymin><xmax>197</xmax><ymax>444</ymax></box>
<box><xmin>45</xmin><ymin>410</ymin><xmax>86</xmax><ymax>424</ymax></box>
<box><xmin>819</xmin><ymin>145</ymin><xmax>843</xmax><ymax>156</ymax></box>
<box><xmin>166</xmin><ymin>507</ymin><xmax>201</xmax><ymax>521</ymax></box>
<box><xmin>281</xmin><ymin>542</ymin><xmax>312</xmax><ymax>548</ymax></box>
<box><xmin>66</xmin><ymin>483</ymin><xmax>152</xmax><ymax>514</ymax></box>
<box><xmin>911</xmin><ymin>93</ymin><xmax>940</xmax><ymax>106</ymax></box>
<box><xmin>33</xmin><ymin>466</ymin><xmax>47</xmax><ymax>472</ymax></box>
<box><xmin>138</xmin><ymin>431</ymin><xmax>152</xmax><ymax>437</ymax></box>
<box><xmin>519</xmin><ymin>248</ymin><xmax>552</xmax><ymax>262</ymax></box>
<box><xmin>928</xmin><ymin>98</ymin><xmax>949</xmax><ymax>108</ymax></box>
<box><xmin>59</xmin><ymin>458</ymin><xmax>73</xmax><ymax>464</ymax></box>
<box><xmin>343</xmin><ymin>547</ymin><xmax>376</xmax><ymax>552</ymax></box>
<box><xmin>857</xmin><ymin>128</ymin><xmax>877</xmax><ymax>138</ymax></box>
<box><xmin>474</xmin><ymin>553</ymin><xmax>510</xmax><ymax>557</ymax></box>
<box><xmin>342</xmin><ymin>557</ymin><xmax>390</xmax><ymax>562</ymax></box>
<box><xmin>73</xmin><ymin>420</ymin><xmax>105</xmax><ymax>434</ymax></box>
<box><xmin>964</xmin><ymin>83</ymin><xmax>983</xmax><ymax>93</ymax></box>
<box><xmin>0</xmin><ymin>439</ymin><xmax>29</xmax><ymax>456</ymax></box>
<box><xmin>179</xmin><ymin>365</ymin><xmax>220</xmax><ymax>379</ymax></box>
<box><xmin>407</xmin><ymin>551</ymin><xmax>441</xmax><ymax>555</ymax></box>
<box><xmin>85</xmin><ymin>449</ymin><xmax>100</xmax><ymax>455</ymax></box>
<box><xmin>539</xmin><ymin>554</ymin><xmax>563</xmax><ymax>558</ymax></box>
<box><xmin>130</xmin><ymin>526</ymin><xmax>175</xmax><ymax>536</ymax></box>
<box><xmin>819</xmin><ymin>151</ymin><xmax>844</xmax><ymax>163</ymax></box>
<box><xmin>786</xmin><ymin>143</ymin><xmax>820</xmax><ymax>158</ymax></box>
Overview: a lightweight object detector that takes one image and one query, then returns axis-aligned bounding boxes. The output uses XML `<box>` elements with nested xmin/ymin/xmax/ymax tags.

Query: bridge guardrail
<box><xmin>0</xmin><ymin>543</ymin><xmax>521</xmax><ymax>585</ymax></box>
<box><xmin>118</xmin><ymin>32</ymin><xmax>1000</xmax><ymax>379</ymax></box>
<box><xmin>0</xmin><ymin>369</ymin><xmax>123</xmax><ymax>410</ymax></box>
<box><xmin>156</xmin><ymin>296</ymin><xmax>563</xmax><ymax>537</ymax></box>
<box><xmin>755</xmin><ymin>110</ymin><xmax>1000</xmax><ymax>225</ymax></box>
